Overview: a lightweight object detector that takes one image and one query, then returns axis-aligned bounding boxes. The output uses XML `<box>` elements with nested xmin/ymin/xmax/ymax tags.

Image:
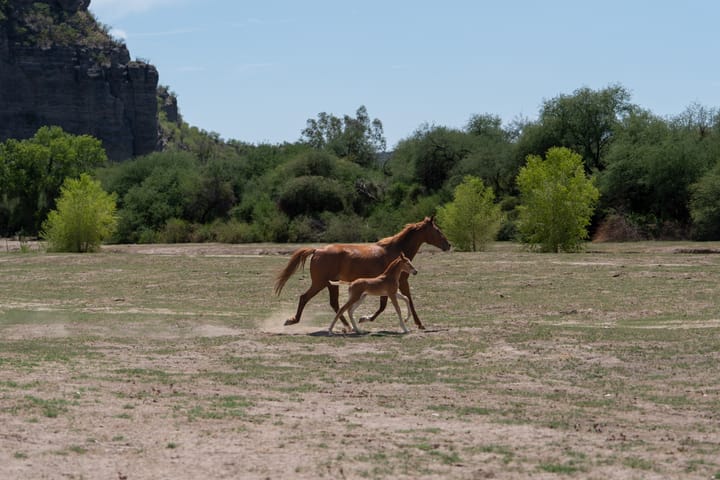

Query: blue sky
<box><xmin>89</xmin><ymin>0</ymin><xmax>720</xmax><ymax>149</ymax></box>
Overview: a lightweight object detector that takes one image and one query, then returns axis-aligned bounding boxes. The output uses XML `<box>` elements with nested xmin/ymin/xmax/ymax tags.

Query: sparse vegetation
<box><xmin>0</xmin><ymin>242</ymin><xmax>719</xmax><ymax>478</ymax></box>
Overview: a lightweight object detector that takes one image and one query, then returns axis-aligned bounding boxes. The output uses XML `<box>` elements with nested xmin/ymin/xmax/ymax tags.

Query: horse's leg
<box><xmin>399</xmin><ymin>276</ymin><xmax>425</xmax><ymax>330</ymax></box>
<box><xmin>285</xmin><ymin>281</ymin><xmax>325</xmax><ymax>326</ymax></box>
<box><xmin>389</xmin><ymin>294</ymin><xmax>409</xmax><ymax>334</ymax></box>
<box><xmin>359</xmin><ymin>296</ymin><xmax>388</xmax><ymax>323</ymax></box>
<box><xmin>327</xmin><ymin>282</ymin><xmax>351</xmax><ymax>329</ymax></box>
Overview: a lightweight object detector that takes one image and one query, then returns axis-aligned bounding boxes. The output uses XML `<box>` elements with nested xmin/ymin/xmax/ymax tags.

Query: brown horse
<box><xmin>274</xmin><ymin>216</ymin><xmax>450</xmax><ymax>329</ymax></box>
<box><xmin>328</xmin><ymin>253</ymin><xmax>418</xmax><ymax>334</ymax></box>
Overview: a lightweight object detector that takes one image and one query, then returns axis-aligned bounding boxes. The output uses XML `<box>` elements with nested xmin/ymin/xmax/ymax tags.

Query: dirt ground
<box><xmin>1</xmin><ymin>241</ymin><xmax>719</xmax><ymax>479</ymax></box>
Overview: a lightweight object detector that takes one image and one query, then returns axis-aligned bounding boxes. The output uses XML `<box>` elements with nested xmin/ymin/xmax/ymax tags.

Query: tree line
<box><xmin>2</xmin><ymin>84</ymin><xmax>720</xmax><ymax>249</ymax></box>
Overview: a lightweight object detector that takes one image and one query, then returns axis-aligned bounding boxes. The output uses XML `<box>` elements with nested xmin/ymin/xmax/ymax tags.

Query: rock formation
<box><xmin>0</xmin><ymin>0</ymin><xmax>159</xmax><ymax>160</ymax></box>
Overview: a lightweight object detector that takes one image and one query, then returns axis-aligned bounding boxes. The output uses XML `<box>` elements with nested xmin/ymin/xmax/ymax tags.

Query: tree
<box><xmin>517</xmin><ymin>85</ymin><xmax>634</xmax><ymax>172</ymax></box>
<box><xmin>516</xmin><ymin>147</ymin><xmax>599</xmax><ymax>252</ymax></box>
<box><xmin>458</xmin><ymin>113</ymin><xmax>518</xmax><ymax>196</ymax></box>
<box><xmin>0</xmin><ymin>126</ymin><xmax>107</xmax><ymax>235</ymax></box>
<box><xmin>41</xmin><ymin>174</ymin><xmax>118</xmax><ymax>252</ymax></box>
<box><xmin>390</xmin><ymin>124</ymin><xmax>473</xmax><ymax>192</ymax></box>
<box><xmin>278</xmin><ymin>176</ymin><xmax>348</xmax><ymax>217</ymax></box>
<box><xmin>689</xmin><ymin>161</ymin><xmax>720</xmax><ymax>240</ymax></box>
<box><xmin>301</xmin><ymin>106</ymin><xmax>386</xmax><ymax>167</ymax></box>
<box><xmin>598</xmin><ymin>108</ymin><xmax>716</xmax><ymax>231</ymax></box>
<box><xmin>436</xmin><ymin>176</ymin><xmax>502</xmax><ymax>251</ymax></box>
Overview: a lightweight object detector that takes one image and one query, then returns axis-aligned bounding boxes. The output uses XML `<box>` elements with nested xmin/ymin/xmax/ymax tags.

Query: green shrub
<box><xmin>516</xmin><ymin>147</ymin><xmax>599</xmax><ymax>252</ymax></box>
<box><xmin>158</xmin><ymin>218</ymin><xmax>193</xmax><ymax>243</ymax></box>
<box><xmin>278</xmin><ymin>176</ymin><xmax>348</xmax><ymax>217</ymax></box>
<box><xmin>213</xmin><ymin>219</ymin><xmax>256</xmax><ymax>243</ymax></box>
<box><xmin>690</xmin><ymin>162</ymin><xmax>720</xmax><ymax>240</ymax></box>
<box><xmin>41</xmin><ymin>174</ymin><xmax>117</xmax><ymax>252</ymax></box>
<box><xmin>436</xmin><ymin>176</ymin><xmax>502</xmax><ymax>251</ymax></box>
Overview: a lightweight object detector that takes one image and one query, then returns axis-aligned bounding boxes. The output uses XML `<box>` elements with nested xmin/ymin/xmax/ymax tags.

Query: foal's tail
<box><xmin>274</xmin><ymin>247</ymin><xmax>316</xmax><ymax>295</ymax></box>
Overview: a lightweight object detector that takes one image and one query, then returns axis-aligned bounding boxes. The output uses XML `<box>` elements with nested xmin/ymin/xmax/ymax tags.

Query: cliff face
<box><xmin>0</xmin><ymin>0</ymin><xmax>158</xmax><ymax>160</ymax></box>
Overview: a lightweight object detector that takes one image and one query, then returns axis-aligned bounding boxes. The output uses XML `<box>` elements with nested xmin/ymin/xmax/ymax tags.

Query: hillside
<box><xmin>0</xmin><ymin>0</ymin><xmax>158</xmax><ymax>160</ymax></box>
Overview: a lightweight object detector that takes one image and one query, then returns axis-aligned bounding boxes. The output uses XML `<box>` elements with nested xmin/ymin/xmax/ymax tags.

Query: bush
<box><xmin>516</xmin><ymin>147</ymin><xmax>599</xmax><ymax>252</ymax></box>
<box><xmin>278</xmin><ymin>176</ymin><xmax>348</xmax><ymax>217</ymax></box>
<box><xmin>41</xmin><ymin>174</ymin><xmax>117</xmax><ymax>252</ymax></box>
<box><xmin>213</xmin><ymin>219</ymin><xmax>257</xmax><ymax>243</ymax></box>
<box><xmin>158</xmin><ymin>218</ymin><xmax>193</xmax><ymax>243</ymax></box>
<box><xmin>287</xmin><ymin>216</ymin><xmax>322</xmax><ymax>242</ymax></box>
<box><xmin>592</xmin><ymin>212</ymin><xmax>645</xmax><ymax>242</ymax></box>
<box><xmin>689</xmin><ymin>162</ymin><xmax>720</xmax><ymax>240</ymax></box>
<box><xmin>436</xmin><ymin>176</ymin><xmax>502</xmax><ymax>251</ymax></box>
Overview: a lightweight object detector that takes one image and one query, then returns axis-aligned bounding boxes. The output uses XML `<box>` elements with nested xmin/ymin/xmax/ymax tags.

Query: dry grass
<box><xmin>1</xmin><ymin>241</ymin><xmax>719</xmax><ymax>479</ymax></box>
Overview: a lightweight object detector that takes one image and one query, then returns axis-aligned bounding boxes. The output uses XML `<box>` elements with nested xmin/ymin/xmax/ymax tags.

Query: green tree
<box><xmin>456</xmin><ymin>113</ymin><xmax>519</xmax><ymax>196</ymax></box>
<box><xmin>392</xmin><ymin>124</ymin><xmax>473</xmax><ymax>192</ymax></box>
<box><xmin>41</xmin><ymin>174</ymin><xmax>118</xmax><ymax>252</ymax></box>
<box><xmin>302</xmin><ymin>105</ymin><xmax>386</xmax><ymax>167</ymax></box>
<box><xmin>436</xmin><ymin>176</ymin><xmax>502</xmax><ymax>251</ymax></box>
<box><xmin>0</xmin><ymin>126</ymin><xmax>107</xmax><ymax>235</ymax></box>
<box><xmin>516</xmin><ymin>147</ymin><xmax>599</xmax><ymax>252</ymax></box>
<box><xmin>689</xmin><ymin>161</ymin><xmax>720</xmax><ymax>240</ymax></box>
<box><xmin>598</xmin><ymin>108</ymin><xmax>716</xmax><ymax>232</ymax></box>
<box><xmin>516</xmin><ymin>85</ymin><xmax>634</xmax><ymax>172</ymax></box>
<box><xmin>278</xmin><ymin>176</ymin><xmax>348</xmax><ymax>217</ymax></box>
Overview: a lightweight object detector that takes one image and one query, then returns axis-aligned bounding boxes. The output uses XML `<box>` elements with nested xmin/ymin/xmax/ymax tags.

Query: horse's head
<box><xmin>422</xmin><ymin>216</ymin><xmax>451</xmax><ymax>251</ymax></box>
<box><xmin>399</xmin><ymin>252</ymin><xmax>418</xmax><ymax>276</ymax></box>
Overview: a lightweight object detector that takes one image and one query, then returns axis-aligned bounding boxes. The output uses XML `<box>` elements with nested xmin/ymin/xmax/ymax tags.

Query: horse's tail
<box><xmin>274</xmin><ymin>247</ymin><xmax>316</xmax><ymax>295</ymax></box>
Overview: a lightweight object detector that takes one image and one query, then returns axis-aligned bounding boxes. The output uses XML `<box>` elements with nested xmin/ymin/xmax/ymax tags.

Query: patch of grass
<box><xmin>0</xmin><ymin>338</ymin><xmax>99</xmax><ymax>368</ymax></box>
<box><xmin>68</xmin><ymin>445</ymin><xmax>87</xmax><ymax>454</ymax></box>
<box><xmin>113</xmin><ymin>368</ymin><xmax>174</xmax><ymax>384</ymax></box>
<box><xmin>19</xmin><ymin>395</ymin><xmax>72</xmax><ymax>418</ymax></box>
<box><xmin>428</xmin><ymin>404</ymin><xmax>491</xmax><ymax>417</ymax></box>
<box><xmin>539</xmin><ymin>462</ymin><xmax>581</xmax><ymax>474</ymax></box>
<box><xmin>472</xmin><ymin>444</ymin><xmax>515</xmax><ymax>463</ymax></box>
<box><xmin>413</xmin><ymin>442</ymin><xmax>461</xmax><ymax>465</ymax></box>
<box><xmin>183</xmin><ymin>395</ymin><xmax>253</xmax><ymax>421</ymax></box>
<box><xmin>623</xmin><ymin>456</ymin><xmax>654</xmax><ymax>470</ymax></box>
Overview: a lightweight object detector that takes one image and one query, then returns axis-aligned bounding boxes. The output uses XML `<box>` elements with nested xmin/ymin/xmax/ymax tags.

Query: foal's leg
<box><xmin>399</xmin><ymin>275</ymin><xmax>424</xmax><ymax>330</ymax></box>
<box><xmin>389</xmin><ymin>294</ymin><xmax>410</xmax><ymax>334</ymax></box>
<box><xmin>359</xmin><ymin>296</ymin><xmax>387</xmax><ymax>323</ymax></box>
<box><xmin>346</xmin><ymin>294</ymin><xmax>366</xmax><ymax>334</ymax></box>
<box><xmin>328</xmin><ymin>300</ymin><xmax>352</xmax><ymax>334</ymax></box>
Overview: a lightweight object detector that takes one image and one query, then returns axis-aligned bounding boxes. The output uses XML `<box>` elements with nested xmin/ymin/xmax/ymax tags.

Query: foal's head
<box><xmin>396</xmin><ymin>252</ymin><xmax>418</xmax><ymax>276</ymax></box>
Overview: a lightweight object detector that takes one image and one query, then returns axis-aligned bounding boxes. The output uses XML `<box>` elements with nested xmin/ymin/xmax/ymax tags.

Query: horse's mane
<box><xmin>377</xmin><ymin>219</ymin><xmax>426</xmax><ymax>247</ymax></box>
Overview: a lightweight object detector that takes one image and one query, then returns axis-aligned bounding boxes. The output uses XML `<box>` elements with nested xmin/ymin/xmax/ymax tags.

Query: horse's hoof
<box><xmin>358</xmin><ymin>316</ymin><xmax>370</xmax><ymax>324</ymax></box>
<box><xmin>284</xmin><ymin>318</ymin><xmax>299</xmax><ymax>326</ymax></box>
<box><xmin>417</xmin><ymin>324</ymin><xmax>426</xmax><ymax>330</ymax></box>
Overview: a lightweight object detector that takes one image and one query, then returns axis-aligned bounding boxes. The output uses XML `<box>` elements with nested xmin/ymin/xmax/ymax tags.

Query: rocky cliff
<box><xmin>0</xmin><ymin>0</ymin><xmax>158</xmax><ymax>160</ymax></box>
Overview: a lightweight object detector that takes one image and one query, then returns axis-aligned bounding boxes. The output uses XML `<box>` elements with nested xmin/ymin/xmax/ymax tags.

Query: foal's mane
<box><xmin>376</xmin><ymin>219</ymin><xmax>426</xmax><ymax>247</ymax></box>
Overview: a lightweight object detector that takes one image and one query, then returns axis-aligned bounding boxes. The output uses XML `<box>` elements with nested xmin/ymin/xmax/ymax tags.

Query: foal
<box><xmin>328</xmin><ymin>253</ymin><xmax>418</xmax><ymax>334</ymax></box>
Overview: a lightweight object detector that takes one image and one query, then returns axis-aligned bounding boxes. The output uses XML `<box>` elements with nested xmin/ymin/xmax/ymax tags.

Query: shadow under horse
<box><xmin>274</xmin><ymin>216</ymin><xmax>451</xmax><ymax>330</ymax></box>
